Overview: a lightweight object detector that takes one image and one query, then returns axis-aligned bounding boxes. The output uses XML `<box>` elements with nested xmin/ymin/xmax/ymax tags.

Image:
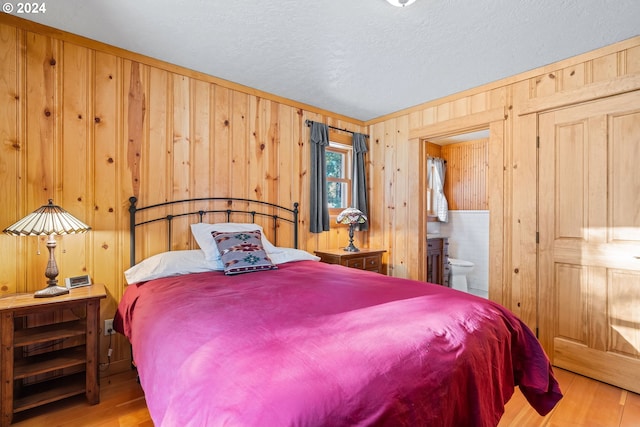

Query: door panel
<box><xmin>555</xmin><ymin>122</ymin><xmax>586</xmax><ymax>239</ymax></box>
<box><xmin>611</xmin><ymin>111</ymin><xmax>640</xmax><ymax>242</ymax></box>
<box><xmin>539</xmin><ymin>90</ymin><xmax>640</xmax><ymax>394</ymax></box>
<box><xmin>609</xmin><ymin>270</ymin><xmax>640</xmax><ymax>357</ymax></box>
<box><xmin>555</xmin><ymin>263</ymin><xmax>586</xmax><ymax>343</ymax></box>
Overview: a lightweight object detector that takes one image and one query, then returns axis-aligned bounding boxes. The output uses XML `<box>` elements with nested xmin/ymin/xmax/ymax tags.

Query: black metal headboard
<box><xmin>129</xmin><ymin>196</ymin><xmax>299</xmax><ymax>267</ymax></box>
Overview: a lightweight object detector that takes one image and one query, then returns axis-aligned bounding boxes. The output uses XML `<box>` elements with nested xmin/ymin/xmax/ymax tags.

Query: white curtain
<box><xmin>427</xmin><ymin>157</ymin><xmax>448</xmax><ymax>222</ymax></box>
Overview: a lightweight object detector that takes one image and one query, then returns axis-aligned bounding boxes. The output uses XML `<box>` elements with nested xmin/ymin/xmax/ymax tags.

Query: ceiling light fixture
<box><xmin>386</xmin><ymin>0</ymin><xmax>416</xmax><ymax>7</ymax></box>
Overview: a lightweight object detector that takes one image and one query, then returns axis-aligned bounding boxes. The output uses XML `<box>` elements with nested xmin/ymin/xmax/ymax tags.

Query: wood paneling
<box><xmin>425</xmin><ymin>142</ymin><xmax>441</xmax><ymax>158</ymax></box>
<box><xmin>0</xmin><ymin>24</ymin><xmax>20</xmax><ymax>294</ymax></box>
<box><xmin>2</xmin><ymin>12</ymin><xmax>639</xmax><ymax>376</ymax></box>
<box><xmin>440</xmin><ymin>139</ymin><xmax>488</xmax><ymax>210</ymax></box>
<box><xmin>365</xmin><ymin>35</ymin><xmax>640</xmax><ymax>334</ymax></box>
<box><xmin>0</xmin><ymin>15</ymin><xmax>365</xmax><ymax>371</ymax></box>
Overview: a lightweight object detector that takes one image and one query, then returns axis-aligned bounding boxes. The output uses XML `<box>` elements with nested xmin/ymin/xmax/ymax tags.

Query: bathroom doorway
<box><xmin>426</xmin><ymin>130</ymin><xmax>490</xmax><ymax>298</ymax></box>
<box><xmin>414</xmin><ymin>110</ymin><xmax>506</xmax><ymax>306</ymax></box>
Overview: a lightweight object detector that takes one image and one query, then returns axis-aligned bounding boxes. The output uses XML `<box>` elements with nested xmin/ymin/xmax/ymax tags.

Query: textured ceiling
<box><xmin>20</xmin><ymin>0</ymin><xmax>640</xmax><ymax>121</ymax></box>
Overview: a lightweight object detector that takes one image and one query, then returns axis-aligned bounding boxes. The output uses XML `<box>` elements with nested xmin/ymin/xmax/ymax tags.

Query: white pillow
<box><xmin>124</xmin><ymin>250</ymin><xmax>222</xmax><ymax>284</ymax></box>
<box><xmin>190</xmin><ymin>222</ymin><xmax>282</xmax><ymax>261</ymax></box>
<box><xmin>269</xmin><ymin>248</ymin><xmax>320</xmax><ymax>265</ymax></box>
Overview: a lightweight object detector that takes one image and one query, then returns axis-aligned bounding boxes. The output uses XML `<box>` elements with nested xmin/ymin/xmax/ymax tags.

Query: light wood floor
<box><xmin>10</xmin><ymin>367</ymin><xmax>640</xmax><ymax>426</ymax></box>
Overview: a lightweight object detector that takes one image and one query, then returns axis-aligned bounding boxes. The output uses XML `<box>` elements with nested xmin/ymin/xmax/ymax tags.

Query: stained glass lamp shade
<box><xmin>336</xmin><ymin>207</ymin><xmax>367</xmax><ymax>252</ymax></box>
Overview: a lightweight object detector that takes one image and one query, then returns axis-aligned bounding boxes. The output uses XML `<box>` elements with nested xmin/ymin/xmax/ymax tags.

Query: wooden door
<box><xmin>538</xmin><ymin>90</ymin><xmax>640</xmax><ymax>393</ymax></box>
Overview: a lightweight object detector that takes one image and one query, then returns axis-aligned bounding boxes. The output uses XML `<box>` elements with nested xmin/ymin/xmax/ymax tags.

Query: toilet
<box><xmin>448</xmin><ymin>258</ymin><xmax>474</xmax><ymax>292</ymax></box>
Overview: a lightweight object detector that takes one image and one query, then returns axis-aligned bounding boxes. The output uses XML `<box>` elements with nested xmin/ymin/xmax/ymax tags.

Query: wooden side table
<box><xmin>314</xmin><ymin>248</ymin><xmax>387</xmax><ymax>274</ymax></box>
<box><xmin>0</xmin><ymin>284</ymin><xmax>106</xmax><ymax>426</ymax></box>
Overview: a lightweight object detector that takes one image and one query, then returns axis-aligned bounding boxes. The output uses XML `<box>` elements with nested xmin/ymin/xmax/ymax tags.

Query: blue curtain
<box><xmin>309</xmin><ymin>122</ymin><xmax>330</xmax><ymax>232</ymax></box>
<box><xmin>352</xmin><ymin>133</ymin><xmax>369</xmax><ymax>231</ymax></box>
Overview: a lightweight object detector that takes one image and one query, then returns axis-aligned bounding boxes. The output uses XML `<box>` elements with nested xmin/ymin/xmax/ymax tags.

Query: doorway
<box><xmin>413</xmin><ymin>109</ymin><xmax>506</xmax><ymax>308</ymax></box>
<box><xmin>426</xmin><ymin>131</ymin><xmax>490</xmax><ymax>298</ymax></box>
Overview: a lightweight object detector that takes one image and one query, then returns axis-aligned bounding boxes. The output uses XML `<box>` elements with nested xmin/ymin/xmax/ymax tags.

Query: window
<box><xmin>326</xmin><ymin>131</ymin><xmax>353</xmax><ymax>215</ymax></box>
<box><xmin>326</xmin><ymin>143</ymin><xmax>352</xmax><ymax>213</ymax></box>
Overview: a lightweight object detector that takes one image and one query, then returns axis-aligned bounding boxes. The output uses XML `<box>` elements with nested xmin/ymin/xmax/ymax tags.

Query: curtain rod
<box><xmin>305</xmin><ymin>120</ymin><xmax>369</xmax><ymax>139</ymax></box>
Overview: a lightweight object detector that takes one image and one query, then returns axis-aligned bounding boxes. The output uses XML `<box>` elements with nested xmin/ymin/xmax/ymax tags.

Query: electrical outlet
<box><xmin>104</xmin><ymin>319</ymin><xmax>115</xmax><ymax>335</ymax></box>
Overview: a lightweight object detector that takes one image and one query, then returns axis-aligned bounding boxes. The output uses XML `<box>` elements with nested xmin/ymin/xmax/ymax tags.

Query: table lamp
<box><xmin>3</xmin><ymin>199</ymin><xmax>91</xmax><ymax>298</ymax></box>
<box><xmin>336</xmin><ymin>207</ymin><xmax>367</xmax><ymax>252</ymax></box>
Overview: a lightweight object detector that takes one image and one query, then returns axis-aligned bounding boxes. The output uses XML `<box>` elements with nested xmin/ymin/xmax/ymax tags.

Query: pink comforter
<box><xmin>115</xmin><ymin>260</ymin><xmax>561</xmax><ymax>427</ymax></box>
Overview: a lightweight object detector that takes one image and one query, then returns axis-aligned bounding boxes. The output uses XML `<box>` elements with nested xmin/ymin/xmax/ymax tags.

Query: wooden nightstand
<box><xmin>0</xmin><ymin>284</ymin><xmax>107</xmax><ymax>426</ymax></box>
<box><xmin>314</xmin><ymin>248</ymin><xmax>387</xmax><ymax>274</ymax></box>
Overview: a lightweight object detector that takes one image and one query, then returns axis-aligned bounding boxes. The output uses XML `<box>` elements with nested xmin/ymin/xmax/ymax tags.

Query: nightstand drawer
<box><xmin>345</xmin><ymin>257</ymin><xmax>365</xmax><ymax>269</ymax></box>
<box><xmin>364</xmin><ymin>256</ymin><xmax>380</xmax><ymax>271</ymax></box>
<box><xmin>314</xmin><ymin>249</ymin><xmax>387</xmax><ymax>275</ymax></box>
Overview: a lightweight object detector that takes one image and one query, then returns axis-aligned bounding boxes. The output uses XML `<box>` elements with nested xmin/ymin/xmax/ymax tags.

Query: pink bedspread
<box><xmin>115</xmin><ymin>260</ymin><xmax>561</xmax><ymax>427</ymax></box>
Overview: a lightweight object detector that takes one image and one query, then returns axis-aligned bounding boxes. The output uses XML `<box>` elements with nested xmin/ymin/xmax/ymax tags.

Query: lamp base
<box><xmin>343</xmin><ymin>223</ymin><xmax>360</xmax><ymax>252</ymax></box>
<box><xmin>34</xmin><ymin>285</ymin><xmax>69</xmax><ymax>298</ymax></box>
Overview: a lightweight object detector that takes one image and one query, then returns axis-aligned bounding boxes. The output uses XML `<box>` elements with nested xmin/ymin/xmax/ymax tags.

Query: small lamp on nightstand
<box><xmin>336</xmin><ymin>207</ymin><xmax>367</xmax><ymax>252</ymax></box>
<box><xmin>3</xmin><ymin>200</ymin><xmax>91</xmax><ymax>298</ymax></box>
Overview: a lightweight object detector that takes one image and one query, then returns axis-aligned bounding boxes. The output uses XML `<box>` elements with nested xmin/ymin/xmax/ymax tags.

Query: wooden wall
<box><xmin>365</xmin><ymin>36</ymin><xmax>640</xmax><ymax>333</ymax></box>
<box><xmin>0</xmin><ymin>15</ymin><xmax>366</xmax><ymax>372</ymax></box>
<box><xmin>425</xmin><ymin>139</ymin><xmax>490</xmax><ymax>213</ymax></box>
<box><xmin>425</xmin><ymin>142</ymin><xmax>441</xmax><ymax>158</ymax></box>
<box><xmin>441</xmin><ymin>139</ymin><xmax>489</xmax><ymax>210</ymax></box>
<box><xmin>1</xmin><ymin>13</ymin><xmax>639</xmax><ymax>372</ymax></box>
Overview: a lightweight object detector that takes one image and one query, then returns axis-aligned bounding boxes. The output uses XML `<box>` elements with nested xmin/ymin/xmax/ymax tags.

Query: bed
<box><xmin>114</xmin><ymin>197</ymin><xmax>562</xmax><ymax>427</ymax></box>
